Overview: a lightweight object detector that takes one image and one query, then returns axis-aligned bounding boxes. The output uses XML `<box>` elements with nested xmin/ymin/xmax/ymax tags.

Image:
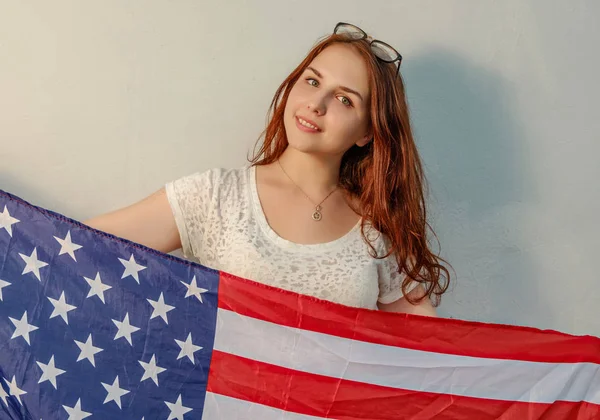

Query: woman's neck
<box><xmin>276</xmin><ymin>148</ymin><xmax>341</xmax><ymax>198</ymax></box>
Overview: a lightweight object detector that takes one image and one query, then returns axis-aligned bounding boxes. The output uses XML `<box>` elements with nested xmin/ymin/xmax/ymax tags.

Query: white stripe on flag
<box><xmin>214</xmin><ymin>308</ymin><xmax>600</xmax><ymax>404</ymax></box>
<box><xmin>203</xmin><ymin>392</ymin><xmax>326</xmax><ymax>419</ymax></box>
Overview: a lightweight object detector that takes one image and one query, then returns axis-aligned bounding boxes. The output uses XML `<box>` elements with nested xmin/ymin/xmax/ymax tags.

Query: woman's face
<box><xmin>283</xmin><ymin>43</ymin><xmax>372</xmax><ymax>158</ymax></box>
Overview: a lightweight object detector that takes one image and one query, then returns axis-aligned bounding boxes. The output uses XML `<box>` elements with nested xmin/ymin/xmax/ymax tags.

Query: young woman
<box><xmin>85</xmin><ymin>22</ymin><xmax>451</xmax><ymax>316</ymax></box>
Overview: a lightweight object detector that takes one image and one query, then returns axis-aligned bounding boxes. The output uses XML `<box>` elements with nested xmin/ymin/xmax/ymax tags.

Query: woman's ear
<box><xmin>356</xmin><ymin>133</ymin><xmax>373</xmax><ymax>147</ymax></box>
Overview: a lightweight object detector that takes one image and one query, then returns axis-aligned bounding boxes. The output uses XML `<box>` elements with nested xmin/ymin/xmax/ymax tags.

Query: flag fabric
<box><xmin>0</xmin><ymin>188</ymin><xmax>599</xmax><ymax>420</ymax></box>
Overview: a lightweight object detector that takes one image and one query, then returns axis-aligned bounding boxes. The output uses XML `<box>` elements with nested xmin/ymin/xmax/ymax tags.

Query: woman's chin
<box><xmin>286</xmin><ymin>137</ymin><xmax>322</xmax><ymax>154</ymax></box>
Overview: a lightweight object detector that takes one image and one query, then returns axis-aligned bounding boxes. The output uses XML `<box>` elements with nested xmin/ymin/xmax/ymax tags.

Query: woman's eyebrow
<box><xmin>306</xmin><ymin>66</ymin><xmax>364</xmax><ymax>102</ymax></box>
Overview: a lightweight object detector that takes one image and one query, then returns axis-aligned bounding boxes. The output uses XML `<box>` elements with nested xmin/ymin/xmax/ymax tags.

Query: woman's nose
<box><xmin>307</xmin><ymin>93</ymin><xmax>327</xmax><ymax>115</ymax></box>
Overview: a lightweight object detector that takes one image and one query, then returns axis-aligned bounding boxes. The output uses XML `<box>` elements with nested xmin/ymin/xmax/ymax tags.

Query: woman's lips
<box><xmin>295</xmin><ymin>116</ymin><xmax>321</xmax><ymax>133</ymax></box>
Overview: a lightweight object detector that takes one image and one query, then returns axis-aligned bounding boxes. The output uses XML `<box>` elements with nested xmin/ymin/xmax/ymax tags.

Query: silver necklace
<box><xmin>277</xmin><ymin>159</ymin><xmax>338</xmax><ymax>221</ymax></box>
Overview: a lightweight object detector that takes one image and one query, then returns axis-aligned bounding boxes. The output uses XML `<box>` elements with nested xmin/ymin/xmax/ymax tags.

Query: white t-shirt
<box><xmin>165</xmin><ymin>165</ymin><xmax>417</xmax><ymax>309</ymax></box>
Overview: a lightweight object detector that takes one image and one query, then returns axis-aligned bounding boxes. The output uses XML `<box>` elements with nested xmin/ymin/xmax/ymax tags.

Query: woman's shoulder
<box><xmin>168</xmin><ymin>165</ymin><xmax>250</xmax><ymax>192</ymax></box>
<box><xmin>165</xmin><ymin>165</ymin><xmax>251</xmax><ymax>215</ymax></box>
<box><xmin>176</xmin><ymin>165</ymin><xmax>247</xmax><ymax>181</ymax></box>
<box><xmin>356</xmin><ymin>219</ymin><xmax>388</xmax><ymax>252</ymax></box>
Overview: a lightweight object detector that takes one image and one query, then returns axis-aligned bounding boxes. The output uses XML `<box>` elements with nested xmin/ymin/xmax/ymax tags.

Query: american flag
<box><xmin>0</xmin><ymin>189</ymin><xmax>599</xmax><ymax>420</ymax></box>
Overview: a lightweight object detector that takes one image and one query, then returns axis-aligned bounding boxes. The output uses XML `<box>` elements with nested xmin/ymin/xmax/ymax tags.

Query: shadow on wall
<box><xmin>403</xmin><ymin>48</ymin><xmax>544</xmax><ymax>328</ymax></box>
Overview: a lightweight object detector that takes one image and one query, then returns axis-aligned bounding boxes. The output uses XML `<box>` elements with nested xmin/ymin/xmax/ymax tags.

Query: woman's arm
<box><xmin>378</xmin><ymin>285</ymin><xmax>438</xmax><ymax>316</ymax></box>
<box><xmin>83</xmin><ymin>187</ymin><xmax>181</xmax><ymax>254</ymax></box>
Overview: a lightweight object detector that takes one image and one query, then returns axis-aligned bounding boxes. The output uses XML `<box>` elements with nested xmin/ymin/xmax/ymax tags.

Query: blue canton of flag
<box><xmin>0</xmin><ymin>191</ymin><xmax>220</xmax><ymax>419</ymax></box>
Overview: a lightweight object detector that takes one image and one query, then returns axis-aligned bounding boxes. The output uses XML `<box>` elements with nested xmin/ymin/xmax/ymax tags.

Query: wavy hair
<box><xmin>249</xmin><ymin>33</ymin><xmax>452</xmax><ymax>306</ymax></box>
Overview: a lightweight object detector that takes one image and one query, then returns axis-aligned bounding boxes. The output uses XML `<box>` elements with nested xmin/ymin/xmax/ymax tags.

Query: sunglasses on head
<box><xmin>334</xmin><ymin>22</ymin><xmax>402</xmax><ymax>74</ymax></box>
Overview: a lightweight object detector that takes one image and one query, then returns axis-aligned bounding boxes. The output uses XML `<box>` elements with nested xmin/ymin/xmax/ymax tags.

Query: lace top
<box><xmin>165</xmin><ymin>165</ymin><xmax>417</xmax><ymax>309</ymax></box>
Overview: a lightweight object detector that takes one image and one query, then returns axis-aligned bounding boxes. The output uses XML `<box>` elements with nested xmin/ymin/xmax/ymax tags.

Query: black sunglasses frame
<box><xmin>333</xmin><ymin>22</ymin><xmax>402</xmax><ymax>74</ymax></box>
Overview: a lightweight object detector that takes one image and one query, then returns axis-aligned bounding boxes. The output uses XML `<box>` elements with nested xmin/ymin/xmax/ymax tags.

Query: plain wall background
<box><xmin>1</xmin><ymin>1</ymin><xmax>598</xmax><ymax>336</ymax></box>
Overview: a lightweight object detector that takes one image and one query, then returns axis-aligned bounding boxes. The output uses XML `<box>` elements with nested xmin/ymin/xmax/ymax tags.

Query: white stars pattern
<box><xmin>9</xmin><ymin>311</ymin><xmax>38</xmax><ymax>345</ymax></box>
<box><xmin>118</xmin><ymin>254</ymin><xmax>146</xmax><ymax>284</ymax></box>
<box><xmin>181</xmin><ymin>275</ymin><xmax>208</xmax><ymax>303</ymax></box>
<box><xmin>19</xmin><ymin>247</ymin><xmax>48</xmax><ymax>281</ymax></box>
<box><xmin>83</xmin><ymin>272</ymin><xmax>112</xmax><ymax>303</ymax></box>
<box><xmin>139</xmin><ymin>354</ymin><xmax>167</xmax><ymax>386</ymax></box>
<box><xmin>47</xmin><ymin>291</ymin><xmax>77</xmax><ymax>324</ymax></box>
<box><xmin>175</xmin><ymin>332</ymin><xmax>202</xmax><ymax>363</ymax></box>
<box><xmin>101</xmin><ymin>376</ymin><xmax>129</xmax><ymax>409</ymax></box>
<box><xmin>74</xmin><ymin>334</ymin><xmax>103</xmax><ymax>367</ymax></box>
<box><xmin>54</xmin><ymin>231</ymin><xmax>83</xmax><ymax>261</ymax></box>
<box><xmin>0</xmin><ymin>196</ymin><xmax>217</xmax><ymax>419</ymax></box>
<box><xmin>165</xmin><ymin>394</ymin><xmax>192</xmax><ymax>420</ymax></box>
<box><xmin>147</xmin><ymin>292</ymin><xmax>175</xmax><ymax>324</ymax></box>
<box><xmin>62</xmin><ymin>398</ymin><xmax>92</xmax><ymax>420</ymax></box>
<box><xmin>37</xmin><ymin>355</ymin><xmax>66</xmax><ymax>389</ymax></box>
<box><xmin>0</xmin><ymin>205</ymin><xmax>19</xmax><ymax>236</ymax></box>
<box><xmin>112</xmin><ymin>313</ymin><xmax>140</xmax><ymax>346</ymax></box>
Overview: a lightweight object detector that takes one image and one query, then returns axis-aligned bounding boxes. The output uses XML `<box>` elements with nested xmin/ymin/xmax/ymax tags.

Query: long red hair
<box><xmin>249</xmin><ymin>33</ymin><xmax>452</xmax><ymax>306</ymax></box>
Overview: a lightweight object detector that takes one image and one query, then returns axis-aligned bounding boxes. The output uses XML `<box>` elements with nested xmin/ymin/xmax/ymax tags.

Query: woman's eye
<box><xmin>339</xmin><ymin>96</ymin><xmax>352</xmax><ymax>107</ymax></box>
<box><xmin>307</xmin><ymin>78</ymin><xmax>318</xmax><ymax>87</ymax></box>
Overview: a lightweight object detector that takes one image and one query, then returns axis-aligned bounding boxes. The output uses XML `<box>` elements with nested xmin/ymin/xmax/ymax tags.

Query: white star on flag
<box><xmin>0</xmin><ymin>279</ymin><xmax>10</xmax><ymax>301</ymax></box>
<box><xmin>37</xmin><ymin>355</ymin><xmax>66</xmax><ymax>389</ymax></box>
<box><xmin>19</xmin><ymin>247</ymin><xmax>48</xmax><ymax>281</ymax></box>
<box><xmin>74</xmin><ymin>334</ymin><xmax>103</xmax><ymax>367</ymax></box>
<box><xmin>48</xmin><ymin>291</ymin><xmax>77</xmax><ymax>324</ymax></box>
<box><xmin>138</xmin><ymin>354</ymin><xmax>167</xmax><ymax>386</ymax></box>
<box><xmin>165</xmin><ymin>395</ymin><xmax>192</xmax><ymax>420</ymax></box>
<box><xmin>54</xmin><ymin>231</ymin><xmax>83</xmax><ymax>261</ymax></box>
<box><xmin>0</xmin><ymin>379</ymin><xmax>8</xmax><ymax>406</ymax></box>
<box><xmin>0</xmin><ymin>205</ymin><xmax>19</xmax><ymax>237</ymax></box>
<box><xmin>175</xmin><ymin>332</ymin><xmax>202</xmax><ymax>363</ymax></box>
<box><xmin>112</xmin><ymin>313</ymin><xmax>141</xmax><ymax>345</ymax></box>
<box><xmin>101</xmin><ymin>376</ymin><xmax>129</xmax><ymax>409</ymax></box>
<box><xmin>62</xmin><ymin>398</ymin><xmax>92</xmax><ymax>420</ymax></box>
<box><xmin>118</xmin><ymin>254</ymin><xmax>146</xmax><ymax>284</ymax></box>
<box><xmin>147</xmin><ymin>292</ymin><xmax>175</xmax><ymax>324</ymax></box>
<box><xmin>2</xmin><ymin>375</ymin><xmax>27</xmax><ymax>405</ymax></box>
<box><xmin>83</xmin><ymin>272</ymin><xmax>112</xmax><ymax>304</ymax></box>
<box><xmin>9</xmin><ymin>311</ymin><xmax>38</xmax><ymax>345</ymax></box>
<box><xmin>181</xmin><ymin>276</ymin><xmax>208</xmax><ymax>303</ymax></box>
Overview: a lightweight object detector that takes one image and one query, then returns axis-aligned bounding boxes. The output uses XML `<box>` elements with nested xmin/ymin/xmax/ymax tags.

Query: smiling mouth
<box><xmin>295</xmin><ymin>116</ymin><xmax>321</xmax><ymax>131</ymax></box>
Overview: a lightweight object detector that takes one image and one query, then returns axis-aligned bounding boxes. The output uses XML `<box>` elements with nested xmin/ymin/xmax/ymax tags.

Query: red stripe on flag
<box><xmin>207</xmin><ymin>350</ymin><xmax>599</xmax><ymax>420</ymax></box>
<box><xmin>217</xmin><ymin>272</ymin><xmax>600</xmax><ymax>364</ymax></box>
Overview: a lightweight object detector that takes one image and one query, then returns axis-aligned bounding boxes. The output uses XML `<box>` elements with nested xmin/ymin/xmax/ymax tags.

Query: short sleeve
<box><xmin>377</xmin><ymin>251</ymin><xmax>421</xmax><ymax>304</ymax></box>
<box><xmin>165</xmin><ymin>169</ymin><xmax>215</xmax><ymax>261</ymax></box>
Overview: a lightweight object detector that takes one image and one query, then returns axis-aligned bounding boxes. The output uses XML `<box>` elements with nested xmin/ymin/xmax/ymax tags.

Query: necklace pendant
<box><xmin>312</xmin><ymin>209</ymin><xmax>322</xmax><ymax>221</ymax></box>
